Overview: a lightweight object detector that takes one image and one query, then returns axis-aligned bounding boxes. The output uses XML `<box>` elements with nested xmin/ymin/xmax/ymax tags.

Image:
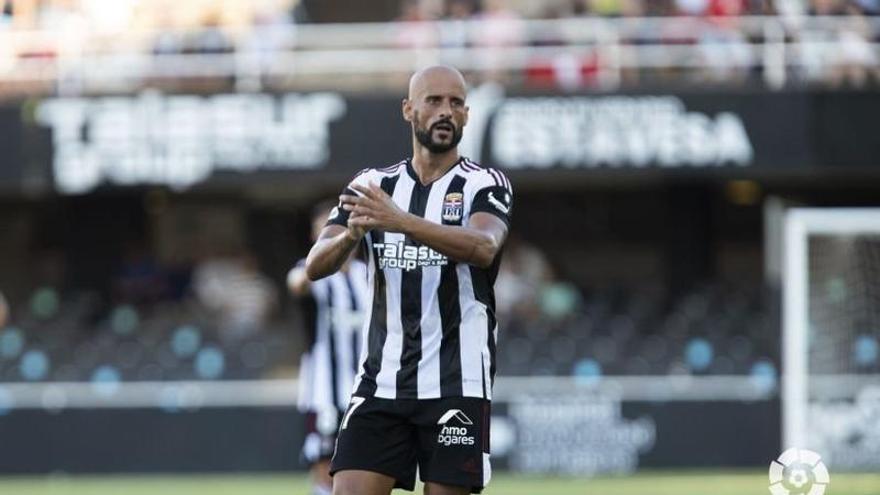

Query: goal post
<box><xmin>783</xmin><ymin>208</ymin><xmax>880</xmax><ymax>468</ymax></box>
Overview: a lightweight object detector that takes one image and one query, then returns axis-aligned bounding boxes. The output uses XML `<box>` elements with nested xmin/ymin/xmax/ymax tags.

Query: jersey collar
<box><xmin>406</xmin><ymin>156</ymin><xmax>465</xmax><ymax>187</ymax></box>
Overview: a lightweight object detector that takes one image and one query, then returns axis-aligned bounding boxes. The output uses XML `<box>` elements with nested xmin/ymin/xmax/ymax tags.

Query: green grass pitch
<box><xmin>0</xmin><ymin>471</ymin><xmax>878</xmax><ymax>495</ymax></box>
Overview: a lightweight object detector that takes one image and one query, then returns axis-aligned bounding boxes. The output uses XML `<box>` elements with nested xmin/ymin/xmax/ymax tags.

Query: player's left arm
<box><xmin>342</xmin><ymin>183</ymin><xmax>508</xmax><ymax>269</ymax></box>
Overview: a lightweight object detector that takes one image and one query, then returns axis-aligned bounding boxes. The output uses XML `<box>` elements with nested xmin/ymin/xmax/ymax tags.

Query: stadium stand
<box><xmin>0</xmin><ymin>0</ymin><xmax>878</xmax><ymax>97</ymax></box>
<box><xmin>0</xmin><ymin>281</ymin><xmax>780</xmax><ymax>382</ymax></box>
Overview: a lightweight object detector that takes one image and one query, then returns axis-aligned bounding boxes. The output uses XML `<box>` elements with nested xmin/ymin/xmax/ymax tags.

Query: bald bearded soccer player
<box><xmin>306</xmin><ymin>66</ymin><xmax>513</xmax><ymax>495</ymax></box>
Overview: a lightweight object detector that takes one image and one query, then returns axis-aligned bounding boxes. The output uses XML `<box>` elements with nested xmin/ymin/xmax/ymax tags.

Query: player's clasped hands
<box><xmin>340</xmin><ymin>182</ymin><xmax>407</xmax><ymax>234</ymax></box>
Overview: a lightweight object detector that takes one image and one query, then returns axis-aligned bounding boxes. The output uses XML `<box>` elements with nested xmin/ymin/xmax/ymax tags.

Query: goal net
<box><xmin>783</xmin><ymin>208</ymin><xmax>880</xmax><ymax>470</ymax></box>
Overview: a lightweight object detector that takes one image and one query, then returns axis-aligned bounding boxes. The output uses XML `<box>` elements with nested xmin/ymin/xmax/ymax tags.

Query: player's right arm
<box><xmin>305</xmin><ymin>170</ymin><xmax>370</xmax><ymax>281</ymax></box>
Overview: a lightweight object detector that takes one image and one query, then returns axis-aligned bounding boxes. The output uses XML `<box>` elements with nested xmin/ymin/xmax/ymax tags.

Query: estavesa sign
<box><xmin>35</xmin><ymin>90</ymin><xmax>346</xmax><ymax>194</ymax></box>
<box><xmin>32</xmin><ymin>86</ymin><xmax>760</xmax><ymax>194</ymax></box>
<box><xmin>460</xmin><ymin>83</ymin><xmax>754</xmax><ymax>170</ymax></box>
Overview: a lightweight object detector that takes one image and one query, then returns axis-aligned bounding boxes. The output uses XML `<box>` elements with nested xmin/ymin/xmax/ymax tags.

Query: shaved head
<box><xmin>403</xmin><ymin>66</ymin><xmax>469</xmax><ymax>155</ymax></box>
<box><xmin>408</xmin><ymin>65</ymin><xmax>468</xmax><ymax>99</ymax></box>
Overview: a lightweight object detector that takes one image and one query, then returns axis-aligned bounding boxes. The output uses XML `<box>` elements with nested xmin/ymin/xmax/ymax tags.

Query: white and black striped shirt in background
<box><xmin>291</xmin><ymin>260</ymin><xmax>369</xmax><ymax>413</ymax></box>
<box><xmin>327</xmin><ymin>157</ymin><xmax>513</xmax><ymax>401</ymax></box>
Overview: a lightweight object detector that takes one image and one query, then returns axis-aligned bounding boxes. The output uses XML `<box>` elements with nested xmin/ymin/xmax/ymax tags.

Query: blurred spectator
<box><xmin>827</xmin><ymin>3</ymin><xmax>880</xmax><ymax>86</ymax></box>
<box><xmin>853</xmin><ymin>0</ymin><xmax>880</xmax><ymax>14</ymax></box>
<box><xmin>525</xmin><ymin>3</ymin><xmax>600</xmax><ymax>90</ymax></box>
<box><xmin>588</xmin><ymin>0</ymin><xmax>626</xmax><ymax>16</ymax></box>
<box><xmin>643</xmin><ymin>0</ymin><xmax>678</xmax><ymax>15</ymax></box>
<box><xmin>698</xmin><ymin>0</ymin><xmax>755</xmax><ymax>83</ymax></box>
<box><xmin>749</xmin><ymin>0</ymin><xmax>777</xmax><ymax>15</ymax></box>
<box><xmin>440</xmin><ymin>0</ymin><xmax>477</xmax><ymax>49</ymax></box>
<box><xmin>187</xmin><ymin>11</ymin><xmax>233</xmax><ymax>54</ymax></box>
<box><xmin>1</xmin><ymin>1</ymin><xmax>12</xmax><ymax>28</ymax></box>
<box><xmin>474</xmin><ymin>0</ymin><xmax>525</xmax><ymax>82</ymax></box>
<box><xmin>192</xmin><ymin>251</ymin><xmax>278</xmax><ymax>342</ymax></box>
<box><xmin>803</xmin><ymin>0</ymin><xmax>880</xmax><ymax>87</ymax></box>
<box><xmin>495</xmin><ymin>237</ymin><xmax>554</xmax><ymax>326</ymax></box>
<box><xmin>497</xmin><ymin>236</ymin><xmax>583</xmax><ymax>326</ymax></box>
<box><xmin>152</xmin><ymin>10</ymin><xmax>184</xmax><ymax>55</ymax></box>
<box><xmin>396</xmin><ymin>0</ymin><xmax>438</xmax><ymax>49</ymax></box>
<box><xmin>708</xmin><ymin>0</ymin><xmax>747</xmax><ymax>17</ymax></box>
<box><xmin>676</xmin><ymin>0</ymin><xmax>710</xmax><ymax>15</ymax></box>
<box><xmin>246</xmin><ymin>6</ymin><xmax>294</xmax><ymax>54</ymax></box>
<box><xmin>240</xmin><ymin>3</ymin><xmax>296</xmax><ymax>89</ymax></box>
<box><xmin>476</xmin><ymin>0</ymin><xmax>524</xmax><ymax>46</ymax></box>
<box><xmin>809</xmin><ymin>0</ymin><xmax>848</xmax><ymax>15</ymax></box>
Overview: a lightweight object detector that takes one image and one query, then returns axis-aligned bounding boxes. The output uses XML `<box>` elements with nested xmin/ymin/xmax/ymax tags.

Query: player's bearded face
<box><xmin>413</xmin><ymin>111</ymin><xmax>463</xmax><ymax>154</ymax></box>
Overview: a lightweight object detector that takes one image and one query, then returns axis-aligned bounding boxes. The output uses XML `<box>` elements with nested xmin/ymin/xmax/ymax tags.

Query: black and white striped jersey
<box><xmin>292</xmin><ymin>260</ymin><xmax>369</xmax><ymax>413</ymax></box>
<box><xmin>327</xmin><ymin>157</ymin><xmax>513</xmax><ymax>401</ymax></box>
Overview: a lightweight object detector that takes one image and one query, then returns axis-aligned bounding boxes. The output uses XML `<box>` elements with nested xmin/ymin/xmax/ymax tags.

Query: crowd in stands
<box><xmin>393</xmin><ymin>0</ymin><xmax>880</xmax><ymax>87</ymax></box>
<box><xmin>0</xmin><ymin>0</ymin><xmax>877</xmax><ymax>90</ymax></box>
<box><xmin>0</xmin><ymin>0</ymin><xmax>297</xmax><ymax>33</ymax></box>
<box><xmin>1</xmin><ymin>0</ymin><xmax>877</xmax><ymax>33</ymax></box>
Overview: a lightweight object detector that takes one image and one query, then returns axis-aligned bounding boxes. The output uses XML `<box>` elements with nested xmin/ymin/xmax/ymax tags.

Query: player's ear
<box><xmin>402</xmin><ymin>98</ymin><xmax>413</xmax><ymax>122</ymax></box>
<box><xmin>462</xmin><ymin>104</ymin><xmax>469</xmax><ymax>127</ymax></box>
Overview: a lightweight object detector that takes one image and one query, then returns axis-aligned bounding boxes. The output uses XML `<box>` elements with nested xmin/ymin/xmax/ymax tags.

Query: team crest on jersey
<box><xmin>442</xmin><ymin>193</ymin><xmax>464</xmax><ymax>222</ymax></box>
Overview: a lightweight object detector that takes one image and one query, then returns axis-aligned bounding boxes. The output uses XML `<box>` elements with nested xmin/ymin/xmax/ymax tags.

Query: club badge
<box><xmin>442</xmin><ymin>192</ymin><xmax>464</xmax><ymax>222</ymax></box>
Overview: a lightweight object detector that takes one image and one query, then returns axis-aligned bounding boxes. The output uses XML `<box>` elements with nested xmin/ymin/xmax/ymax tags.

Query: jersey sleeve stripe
<box><xmin>461</xmin><ymin>159</ymin><xmax>479</xmax><ymax>172</ymax></box>
<box><xmin>487</xmin><ymin>168</ymin><xmax>502</xmax><ymax>187</ymax></box>
<box><xmin>495</xmin><ymin>170</ymin><xmax>505</xmax><ymax>187</ymax></box>
<box><xmin>465</xmin><ymin>158</ymin><xmax>483</xmax><ymax>171</ymax></box>
<box><xmin>377</xmin><ymin>161</ymin><xmax>404</xmax><ymax>174</ymax></box>
<box><xmin>487</xmin><ymin>167</ymin><xmax>511</xmax><ymax>192</ymax></box>
<box><xmin>499</xmin><ymin>170</ymin><xmax>512</xmax><ymax>191</ymax></box>
<box><xmin>351</xmin><ymin>168</ymin><xmax>370</xmax><ymax>181</ymax></box>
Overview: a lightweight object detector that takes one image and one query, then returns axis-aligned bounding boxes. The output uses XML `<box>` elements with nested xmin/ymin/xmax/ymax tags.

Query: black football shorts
<box><xmin>329</xmin><ymin>396</ymin><xmax>491</xmax><ymax>493</ymax></box>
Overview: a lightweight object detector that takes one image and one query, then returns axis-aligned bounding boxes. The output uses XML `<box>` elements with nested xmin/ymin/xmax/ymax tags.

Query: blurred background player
<box><xmin>288</xmin><ymin>200</ymin><xmax>369</xmax><ymax>495</ymax></box>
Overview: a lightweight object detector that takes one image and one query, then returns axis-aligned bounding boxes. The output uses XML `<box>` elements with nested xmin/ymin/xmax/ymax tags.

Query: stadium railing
<box><xmin>0</xmin><ymin>15</ymin><xmax>878</xmax><ymax>95</ymax></box>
